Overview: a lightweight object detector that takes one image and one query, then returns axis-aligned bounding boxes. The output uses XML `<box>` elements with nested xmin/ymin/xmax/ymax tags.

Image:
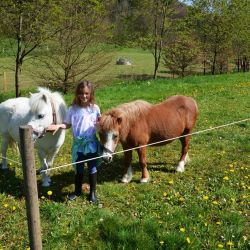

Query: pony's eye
<box><xmin>113</xmin><ymin>134</ymin><xmax>118</xmax><ymax>140</ymax></box>
<box><xmin>38</xmin><ymin>114</ymin><xmax>44</xmax><ymax>119</ymax></box>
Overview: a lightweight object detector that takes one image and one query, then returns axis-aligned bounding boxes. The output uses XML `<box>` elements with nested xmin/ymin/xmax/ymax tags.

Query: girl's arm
<box><xmin>46</xmin><ymin>123</ymin><xmax>71</xmax><ymax>134</ymax></box>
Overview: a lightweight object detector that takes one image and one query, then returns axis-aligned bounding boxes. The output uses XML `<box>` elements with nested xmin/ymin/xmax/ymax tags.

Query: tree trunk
<box><xmin>211</xmin><ymin>48</ymin><xmax>217</xmax><ymax>75</ymax></box>
<box><xmin>15</xmin><ymin>12</ymin><xmax>23</xmax><ymax>97</ymax></box>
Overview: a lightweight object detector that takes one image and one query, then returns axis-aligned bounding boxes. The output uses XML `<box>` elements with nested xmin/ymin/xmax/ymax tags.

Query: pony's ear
<box><xmin>117</xmin><ymin>116</ymin><xmax>122</xmax><ymax>125</ymax></box>
<box><xmin>42</xmin><ymin>94</ymin><xmax>47</xmax><ymax>103</ymax></box>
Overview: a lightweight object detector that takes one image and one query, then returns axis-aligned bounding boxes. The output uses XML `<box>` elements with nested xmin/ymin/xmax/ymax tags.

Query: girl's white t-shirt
<box><xmin>64</xmin><ymin>104</ymin><xmax>101</xmax><ymax>138</ymax></box>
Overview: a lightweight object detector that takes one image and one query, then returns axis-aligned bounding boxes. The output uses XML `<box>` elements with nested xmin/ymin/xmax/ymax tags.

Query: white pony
<box><xmin>0</xmin><ymin>87</ymin><xmax>67</xmax><ymax>187</ymax></box>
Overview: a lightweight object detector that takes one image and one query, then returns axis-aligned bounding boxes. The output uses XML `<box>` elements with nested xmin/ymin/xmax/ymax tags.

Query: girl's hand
<box><xmin>46</xmin><ymin>124</ymin><xmax>61</xmax><ymax>135</ymax></box>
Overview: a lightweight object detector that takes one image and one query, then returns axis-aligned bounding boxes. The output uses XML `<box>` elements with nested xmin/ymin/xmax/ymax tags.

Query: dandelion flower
<box><xmin>41</xmin><ymin>196</ymin><xmax>45</xmax><ymax>199</ymax></box>
<box><xmin>180</xmin><ymin>227</ymin><xmax>186</xmax><ymax>233</ymax></box>
<box><xmin>217</xmin><ymin>243</ymin><xmax>224</xmax><ymax>248</ymax></box>
<box><xmin>223</xmin><ymin>176</ymin><xmax>229</xmax><ymax>181</ymax></box>
<box><xmin>3</xmin><ymin>204</ymin><xmax>8</xmax><ymax>208</ymax></box>
<box><xmin>212</xmin><ymin>200</ymin><xmax>219</xmax><ymax>205</ymax></box>
<box><xmin>47</xmin><ymin>191</ymin><xmax>53</xmax><ymax>196</ymax></box>
<box><xmin>159</xmin><ymin>240</ymin><xmax>164</xmax><ymax>245</ymax></box>
<box><xmin>168</xmin><ymin>180</ymin><xmax>174</xmax><ymax>185</ymax></box>
<box><xmin>203</xmin><ymin>195</ymin><xmax>209</xmax><ymax>200</ymax></box>
<box><xmin>12</xmin><ymin>206</ymin><xmax>16</xmax><ymax>211</ymax></box>
<box><xmin>216</xmin><ymin>221</ymin><xmax>221</xmax><ymax>225</ymax></box>
<box><xmin>186</xmin><ymin>237</ymin><xmax>191</xmax><ymax>244</ymax></box>
<box><xmin>227</xmin><ymin>241</ymin><xmax>234</xmax><ymax>247</ymax></box>
<box><xmin>179</xmin><ymin>197</ymin><xmax>185</xmax><ymax>202</ymax></box>
<box><xmin>163</xmin><ymin>192</ymin><xmax>167</xmax><ymax>197</ymax></box>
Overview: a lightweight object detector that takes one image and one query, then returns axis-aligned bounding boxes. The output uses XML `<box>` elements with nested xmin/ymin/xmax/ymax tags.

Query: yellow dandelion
<box><xmin>227</xmin><ymin>241</ymin><xmax>234</xmax><ymax>247</ymax></box>
<box><xmin>204</xmin><ymin>222</ymin><xmax>208</xmax><ymax>226</ymax></box>
<box><xmin>212</xmin><ymin>200</ymin><xmax>219</xmax><ymax>205</ymax></box>
<box><xmin>243</xmin><ymin>236</ymin><xmax>247</xmax><ymax>241</ymax></box>
<box><xmin>3</xmin><ymin>204</ymin><xmax>8</xmax><ymax>208</ymax></box>
<box><xmin>47</xmin><ymin>190</ymin><xmax>53</xmax><ymax>196</ymax></box>
<box><xmin>198</xmin><ymin>177</ymin><xmax>202</xmax><ymax>180</ymax></box>
<box><xmin>229</xmin><ymin>164</ymin><xmax>234</xmax><ymax>168</ymax></box>
<box><xmin>12</xmin><ymin>206</ymin><xmax>16</xmax><ymax>211</ymax></box>
<box><xmin>180</xmin><ymin>227</ymin><xmax>186</xmax><ymax>233</ymax></box>
<box><xmin>242</xmin><ymin>195</ymin><xmax>248</xmax><ymax>199</ymax></box>
<box><xmin>163</xmin><ymin>192</ymin><xmax>167</xmax><ymax>197</ymax></box>
<box><xmin>41</xmin><ymin>196</ymin><xmax>45</xmax><ymax>199</ymax></box>
<box><xmin>186</xmin><ymin>237</ymin><xmax>191</xmax><ymax>244</ymax></box>
<box><xmin>203</xmin><ymin>195</ymin><xmax>209</xmax><ymax>200</ymax></box>
<box><xmin>217</xmin><ymin>243</ymin><xmax>224</xmax><ymax>248</ymax></box>
<box><xmin>168</xmin><ymin>180</ymin><xmax>174</xmax><ymax>185</ymax></box>
<box><xmin>179</xmin><ymin>197</ymin><xmax>185</xmax><ymax>202</ymax></box>
<box><xmin>223</xmin><ymin>176</ymin><xmax>229</xmax><ymax>181</ymax></box>
<box><xmin>159</xmin><ymin>240</ymin><xmax>164</xmax><ymax>245</ymax></box>
<box><xmin>229</xmin><ymin>169</ymin><xmax>235</xmax><ymax>172</ymax></box>
<box><xmin>216</xmin><ymin>221</ymin><xmax>221</xmax><ymax>225</ymax></box>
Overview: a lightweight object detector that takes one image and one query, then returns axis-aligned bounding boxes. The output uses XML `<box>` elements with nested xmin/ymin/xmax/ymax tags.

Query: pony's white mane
<box><xmin>29</xmin><ymin>87</ymin><xmax>67</xmax><ymax>123</ymax></box>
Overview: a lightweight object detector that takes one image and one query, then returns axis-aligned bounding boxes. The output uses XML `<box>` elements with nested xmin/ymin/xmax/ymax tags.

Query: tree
<box><xmin>34</xmin><ymin>0</ymin><xmax>112</xmax><ymax>94</ymax></box>
<box><xmin>0</xmin><ymin>0</ymin><xmax>60</xmax><ymax>97</ymax></box>
<box><xmin>190</xmin><ymin>0</ymin><xmax>233</xmax><ymax>75</ymax></box>
<box><xmin>112</xmin><ymin>0</ymin><xmax>186</xmax><ymax>79</ymax></box>
<box><xmin>230</xmin><ymin>0</ymin><xmax>250</xmax><ymax>72</ymax></box>
<box><xmin>163</xmin><ymin>21</ymin><xmax>199</xmax><ymax>77</ymax></box>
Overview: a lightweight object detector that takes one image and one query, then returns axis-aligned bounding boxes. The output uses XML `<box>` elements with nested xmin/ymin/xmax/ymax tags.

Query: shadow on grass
<box><xmin>0</xmin><ymin>155</ymin><xmax>174</xmax><ymax>202</ymax></box>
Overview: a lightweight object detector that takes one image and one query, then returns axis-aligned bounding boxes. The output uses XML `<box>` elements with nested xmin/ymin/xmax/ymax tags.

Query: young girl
<box><xmin>47</xmin><ymin>80</ymin><xmax>101</xmax><ymax>202</ymax></box>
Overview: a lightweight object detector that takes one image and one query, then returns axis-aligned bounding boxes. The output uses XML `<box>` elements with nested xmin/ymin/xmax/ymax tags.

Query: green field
<box><xmin>0</xmin><ymin>72</ymin><xmax>250</xmax><ymax>249</ymax></box>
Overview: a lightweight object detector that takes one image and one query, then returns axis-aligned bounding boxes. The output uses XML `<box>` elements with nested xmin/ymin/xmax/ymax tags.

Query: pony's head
<box><xmin>98</xmin><ymin>109</ymin><xmax>123</xmax><ymax>163</ymax></box>
<box><xmin>27</xmin><ymin>87</ymin><xmax>67</xmax><ymax>140</ymax></box>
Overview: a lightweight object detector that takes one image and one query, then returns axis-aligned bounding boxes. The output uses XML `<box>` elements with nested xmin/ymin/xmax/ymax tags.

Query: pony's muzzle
<box><xmin>102</xmin><ymin>152</ymin><xmax>113</xmax><ymax>163</ymax></box>
<box><xmin>32</xmin><ymin>129</ymin><xmax>46</xmax><ymax>141</ymax></box>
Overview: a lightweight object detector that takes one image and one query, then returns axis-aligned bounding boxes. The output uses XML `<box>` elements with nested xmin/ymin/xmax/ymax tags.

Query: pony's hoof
<box><xmin>140</xmin><ymin>177</ymin><xmax>150</xmax><ymax>183</ymax></box>
<box><xmin>176</xmin><ymin>166</ymin><xmax>185</xmax><ymax>173</ymax></box>
<box><xmin>121</xmin><ymin>176</ymin><xmax>130</xmax><ymax>183</ymax></box>
<box><xmin>121</xmin><ymin>171</ymin><xmax>133</xmax><ymax>183</ymax></box>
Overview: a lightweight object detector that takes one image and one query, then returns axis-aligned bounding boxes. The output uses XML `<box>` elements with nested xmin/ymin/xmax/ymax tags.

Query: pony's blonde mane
<box><xmin>101</xmin><ymin>100</ymin><xmax>152</xmax><ymax>139</ymax></box>
<box><xmin>29</xmin><ymin>87</ymin><xmax>67</xmax><ymax>123</ymax></box>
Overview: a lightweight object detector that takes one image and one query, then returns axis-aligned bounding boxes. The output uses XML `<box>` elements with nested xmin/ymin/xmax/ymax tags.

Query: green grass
<box><xmin>0</xmin><ymin>72</ymin><xmax>250</xmax><ymax>249</ymax></box>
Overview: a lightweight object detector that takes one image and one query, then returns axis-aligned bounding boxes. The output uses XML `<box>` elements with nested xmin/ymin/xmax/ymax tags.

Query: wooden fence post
<box><xmin>19</xmin><ymin>125</ymin><xmax>42</xmax><ymax>250</ymax></box>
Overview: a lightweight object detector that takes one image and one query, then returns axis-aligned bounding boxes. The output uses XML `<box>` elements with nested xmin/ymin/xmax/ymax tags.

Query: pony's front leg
<box><xmin>0</xmin><ymin>135</ymin><xmax>9</xmax><ymax>169</ymax></box>
<box><xmin>38</xmin><ymin>150</ymin><xmax>51</xmax><ymax>187</ymax></box>
<box><xmin>137</xmin><ymin>147</ymin><xmax>150</xmax><ymax>183</ymax></box>
<box><xmin>176</xmin><ymin>135</ymin><xmax>191</xmax><ymax>173</ymax></box>
<box><xmin>121</xmin><ymin>150</ymin><xmax>133</xmax><ymax>183</ymax></box>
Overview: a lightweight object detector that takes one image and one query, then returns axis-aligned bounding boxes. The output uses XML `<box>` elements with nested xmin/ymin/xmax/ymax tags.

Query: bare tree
<box><xmin>34</xmin><ymin>0</ymin><xmax>112</xmax><ymax>93</ymax></box>
<box><xmin>0</xmin><ymin>0</ymin><xmax>60</xmax><ymax>96</ymax></box>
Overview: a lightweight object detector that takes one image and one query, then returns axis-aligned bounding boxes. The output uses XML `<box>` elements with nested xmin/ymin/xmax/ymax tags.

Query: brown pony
<box><xmin>98</xmin><ymin>95</ymin><xmax>198</xmax><ymax>183</ymax></box>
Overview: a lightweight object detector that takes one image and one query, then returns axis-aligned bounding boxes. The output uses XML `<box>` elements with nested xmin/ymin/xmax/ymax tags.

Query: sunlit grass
<box><xmin>0</xmin><ymin>72</ymin><xmax>249</xmax><ymax>249</ymax></box>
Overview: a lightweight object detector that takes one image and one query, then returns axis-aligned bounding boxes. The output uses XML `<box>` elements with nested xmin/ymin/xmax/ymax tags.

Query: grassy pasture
<box><xmin>0</xmin><ymin>72</ymin><xmax>250</xmax><ymax>249</ymax></box>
